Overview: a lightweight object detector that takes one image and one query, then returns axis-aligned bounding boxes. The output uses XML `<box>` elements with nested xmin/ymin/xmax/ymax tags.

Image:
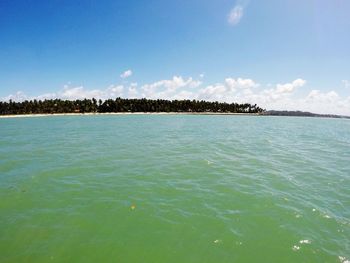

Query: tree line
<box><xmin>0</xmin><ymin>98</ymin><xmax>265</xmax><ymax>115</ymax></box>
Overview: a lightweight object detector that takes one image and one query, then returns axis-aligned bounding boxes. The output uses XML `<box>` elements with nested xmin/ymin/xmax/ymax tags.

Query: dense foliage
<box><xmin>0</xmin><ymin>98</ymin><xmax>264</xmax><ymax>115</ymax></box>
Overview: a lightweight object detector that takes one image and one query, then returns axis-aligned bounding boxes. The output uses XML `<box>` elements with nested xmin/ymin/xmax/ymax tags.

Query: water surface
<box><xmin>0</xmin><ymin>115</ymin><xmax>349</xmax><ymax>262</ymax></box>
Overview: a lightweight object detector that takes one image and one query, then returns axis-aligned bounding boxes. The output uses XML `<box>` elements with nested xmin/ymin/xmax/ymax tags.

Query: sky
<box><xmin>1</xmin><ymin>0</ymin><xmax>350</xmax><ymax>115</ymax></box>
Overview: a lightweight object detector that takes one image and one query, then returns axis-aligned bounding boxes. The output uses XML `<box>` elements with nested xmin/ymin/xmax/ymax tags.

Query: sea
<box><xmin>0</xmin><ymin>115</ymin><xmax>349</xmax><ymax>263</ymax></box>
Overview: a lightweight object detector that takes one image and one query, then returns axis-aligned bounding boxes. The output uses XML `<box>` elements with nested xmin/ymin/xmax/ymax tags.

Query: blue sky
<box><xmin>1</xmin><ymin>0</ymin><xmax>350</xmax><ymax>114</ymax></box>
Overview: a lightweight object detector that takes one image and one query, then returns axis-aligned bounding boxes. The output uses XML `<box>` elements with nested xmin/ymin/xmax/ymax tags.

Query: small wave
<box><xmin>299</xmin><ymin>240</ymin><xmax>311</xmax><ymax>244</ymax></box>
<box><xmin>292</xmin><ymin>245</ymin><xmax>300</xmax><ymax>251</ymax></box>
<box><xmin>339</xmin><ymin>256</ymin><xmax>350</xmax><ymax>263</ymax></box>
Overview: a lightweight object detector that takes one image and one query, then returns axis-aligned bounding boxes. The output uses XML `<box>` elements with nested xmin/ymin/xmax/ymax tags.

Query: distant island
<box><xmin>1</xmin><ymin>99</ymin><xmax>348</xmax><ymax>119</ymax></box>
<box><xmin>0</xmin><ymin>98</ymin><xmax>264</xmax><ymax>115</ymax></box>
<box><xmin>264</xmin><ymin>110</ymin><xmax>350</xmax><ymax>119</ymax></box>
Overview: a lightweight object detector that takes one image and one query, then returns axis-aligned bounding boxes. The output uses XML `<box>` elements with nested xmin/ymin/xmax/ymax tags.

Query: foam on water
<box><xmin>299</xmin><ymin>240</ymin><xmax>311</xmax><ymax>244</ymax></box>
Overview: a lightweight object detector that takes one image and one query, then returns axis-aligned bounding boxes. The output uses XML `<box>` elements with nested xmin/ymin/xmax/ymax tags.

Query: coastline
<box><xmin>0</xmin><ymin>112</ymin><xmax>261</xmax><ymax>119</ymax></box>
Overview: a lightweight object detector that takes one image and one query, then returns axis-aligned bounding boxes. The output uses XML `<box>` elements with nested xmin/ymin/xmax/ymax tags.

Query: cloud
<box><xmin>297</xmin><ymin>90</ymin><xmax>350</xmax><ymax>115</ymax></box>
<box><xmin>120</xmin><ymin>69</ymin><xmax>133</xmax><ymax>79</ymax></box>
<box><xmin>1</xmin><ymin>85</ymin><xmax>125</xmax><ymax>102</ymax></box>
<box><xmin>1</xmin><ymin>91</ymin><xmax>28</xmax><ymax>102</ymax></box>
<box><xmin>228</xmin><ymin>5</ymin><xmax>244</xmax><ymax>26</ymax></box>
<box><xmin>275</xmin><ymin>79</ymin><xmax>306</xmax><ymax>93</ymax></box>
<box><xmin>188</xmin><ymin>77</ymin><xmax>349</xmax><ymax>115</ymax></box>
<box><xmin>127</xmin><ymin>83</ymin><xmax>138</xmax><ymax>98</ymax></box>
<box><xmin>342</xmin><ymin>80</ymin><xmax>349</xmax><ymax>89</ymax></box>
<box><xmin>2</xmin><ymin>76</ymin><xmax>350</xmax><ymax>116</ymax></box>
<box><xmin>60</xmin><ymin>86</ymin><xmax>104</xmax><ymax>100</ymax></box>
<box><xmin>197</xmin><ymin>78</ymin><xmax>258</xmax><ymax>102</ymax></box>
<box><xmin>225</xmin><ymin>77</ymin><xmax>258</xmax><ymax>91</ymax></box>
<box><xmin>140</xmin><ymin>76</ymin><xmax>202</xmax><ymax>99</ymax></box>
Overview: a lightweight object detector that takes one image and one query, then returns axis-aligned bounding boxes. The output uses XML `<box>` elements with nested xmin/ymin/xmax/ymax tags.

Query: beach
<box><xmin>0</xmin><ymin>112</ymin><xmax>260</xmax><ymax>119</ymax></box>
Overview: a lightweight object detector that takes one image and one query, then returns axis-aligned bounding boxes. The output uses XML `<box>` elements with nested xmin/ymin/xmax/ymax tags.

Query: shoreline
<box><xmin>1</xmin><ymin>112</ymin><xmax>347</xmax><ymax>119</ymax></box>
<box><xmin>0</xmin><ymin>112</ymin><xmax>261</xmax><ymax>119</ymax></box>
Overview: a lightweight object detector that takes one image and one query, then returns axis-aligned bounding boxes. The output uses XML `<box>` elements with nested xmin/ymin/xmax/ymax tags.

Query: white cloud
<box><xmin>228</xmin><ymin>5</ymin><xmax>244</xmax><ymax>26</ymax></box>
<box><xmin>127</xmin><ymin>87</ymin><xmax>138</xmax><ymax>98</ymax></box>
<box><xmin>140</xmin><ymin>76</ymin><xmax>202</xmax><ymax>99</ymax></box>
<box><xmin>275</xmin><ymin>79</ymin><xmax>306</xmax><ymax>93</ymax></box>
<box><xmin>249</xmin><ymin>82</ymin><xmax>350</xmax><ymax>116</ymax></box>
<box><xmin>120</xmin><ymin>69</ymin><xmax>133</xmax><ymax>79</ymax></box>
<box><xmin>190</xmin><ymin>77</ymin><xmax>350</xmax><ymax>115</ymax></box>
<box><xmin>59</xmin><ymin>85</ymin><xmax>124</xmax><ymax>100</ymax></box>
<box><xmin>225</xmin><ymin>77</ymin><xmax>258</xmax><ymax>91</ymax></box>
<box><xmin>198</xmin><ymin>84</ymin><xmax>227</xmax><ymax>101</ymax></box>
<box><xmin>297</xmin><ymin>90</ymin><xmax>350</xmax><ymax>115</ymax></box>
<box><xmin>172</xmin><ymin>90</ymin><xmax>195</xmax><ymax>100</ymax></box>
<box><xmin>1</xmin><ymin>85</ymin><xmax>125</xmax><ymax>102</ymax></box>
<box><xmin>1</xmin><ymin>91</ymin><xmax>28</xmax><ymax>102</ymax></box>
<box><xmin>60</xmin><ymin>86</ymin><xmax>102</xmax><ymax>100</ymax></box>
<box><xmin>106</xmin><ymin>85</ymin><xmax>124</xmax><ymax>98</ymax></box>
<box><xmin>196</xmin><ymin>78</ymin><xmax>258</xmax><ymax>102</ymax></box>
<box><xmin>342</xmin><ymin>80</ymin><xmax>350</xmax><ymax>89</ymax></box>
<box><xmin>2</xmin><ymin>76</ymin><xmax>350</xmax><ymax>116</ymax></box>
<box><xmin>257</xmin><ymin>79</ymin><xmax>306</xmax><ymax>103</ymax></box>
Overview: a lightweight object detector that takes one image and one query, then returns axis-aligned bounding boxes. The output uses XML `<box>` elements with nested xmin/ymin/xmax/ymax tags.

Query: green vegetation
<box><xmin>0</xmin><ymin>98</ymin><xmax>264</xmax><ymax>115</ymax></box>
<box><xmin>264</xmin><ymin>110</ymin><xmax>350</xmax><ymax>119</ymax></box>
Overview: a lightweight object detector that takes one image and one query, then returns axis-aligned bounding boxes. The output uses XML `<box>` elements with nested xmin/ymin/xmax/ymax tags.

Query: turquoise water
<box><xmin>0</xmin><ymin>115</ymin><xmax>349</xmax><ymax>262</ymax></box>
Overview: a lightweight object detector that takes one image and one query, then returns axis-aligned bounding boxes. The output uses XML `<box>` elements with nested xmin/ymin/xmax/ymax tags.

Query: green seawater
<box><xmin>0</xmin><ymin>115</ymin><xmax>349</xmax><ymax>263</ymax></box>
